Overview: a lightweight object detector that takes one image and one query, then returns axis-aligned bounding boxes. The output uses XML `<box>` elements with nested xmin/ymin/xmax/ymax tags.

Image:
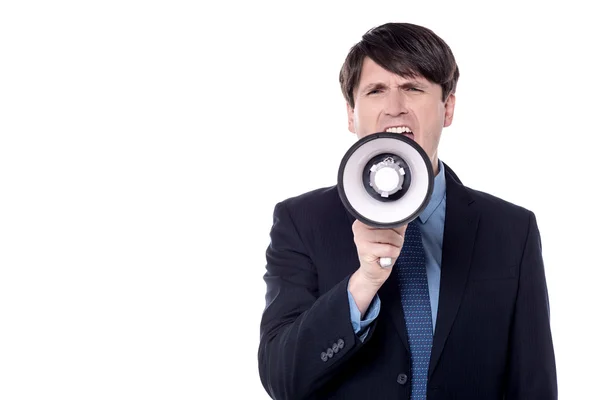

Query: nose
<box><xmin>384</xmin><ymin>89</ymin><xmax>408</xmax><ymax>117</ymax></box>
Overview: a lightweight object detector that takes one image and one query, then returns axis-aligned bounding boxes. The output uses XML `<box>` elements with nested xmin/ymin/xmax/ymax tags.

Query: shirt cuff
<box><xmin>348</xmin><ymin>289</ymin><xmax>381</xmax><ymax>341</ymax></box>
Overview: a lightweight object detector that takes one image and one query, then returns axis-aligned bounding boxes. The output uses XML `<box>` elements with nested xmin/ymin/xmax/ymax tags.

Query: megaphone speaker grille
<box><xmin>362</xmin><ymin>152</ymin><xmax>412</xmax><ymax>202</ymax></box>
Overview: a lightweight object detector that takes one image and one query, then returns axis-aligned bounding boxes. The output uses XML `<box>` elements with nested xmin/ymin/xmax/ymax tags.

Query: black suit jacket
<box><xmin>258</xmin><ymin>163</ymin><xmax>557</xmax><ymax>399</ymax></box>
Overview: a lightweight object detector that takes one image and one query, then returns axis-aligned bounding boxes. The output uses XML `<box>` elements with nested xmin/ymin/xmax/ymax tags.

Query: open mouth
<box><xmin>385</xmin><ymin>126</ymin><xmax>414</xmax><ymax>140</ymax></box>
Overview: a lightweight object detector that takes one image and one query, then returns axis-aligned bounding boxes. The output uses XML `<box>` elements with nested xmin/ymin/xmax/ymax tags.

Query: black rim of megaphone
<box><xmin>337</xmin><ymin>132</ymin><xmax>434</xmax><ymax>228</ymax></box>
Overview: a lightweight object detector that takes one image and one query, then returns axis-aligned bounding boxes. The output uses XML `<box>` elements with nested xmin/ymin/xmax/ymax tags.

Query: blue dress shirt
<box><xmin>348</xmin><ymin>160</ymin><xmax>447</xmax><ymax>340</ymax></box>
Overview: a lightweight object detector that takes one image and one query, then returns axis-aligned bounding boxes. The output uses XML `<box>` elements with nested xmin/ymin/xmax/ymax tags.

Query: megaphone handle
<box><xmin>379</xmin><ymin>257</ymin><xmax>393</xmax><ymax>268</ymax></box>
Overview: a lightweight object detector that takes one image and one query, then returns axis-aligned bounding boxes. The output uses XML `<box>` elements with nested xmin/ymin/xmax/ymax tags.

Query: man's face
<box><xmin>346</xmin><ymin>57</ymin><xmax>455</xmax><ymax>174</ymax></box>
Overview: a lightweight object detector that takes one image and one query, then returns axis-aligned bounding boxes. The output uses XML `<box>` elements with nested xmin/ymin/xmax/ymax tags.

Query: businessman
<box><xmin>258</xmin><ymin>22</ymin><xmax>557</xmax><ymax>399</ymax></box>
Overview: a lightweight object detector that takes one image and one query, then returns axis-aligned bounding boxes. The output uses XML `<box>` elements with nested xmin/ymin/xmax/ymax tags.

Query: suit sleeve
<box><xmin>258</xmin><ymin>201</ymin><xmax>376</xmax><ymax>399</ymax></box>
<box><xmin>506</xmin><ymin>211</ymin><xmax>558</xmax><ymax>399</ymax></box>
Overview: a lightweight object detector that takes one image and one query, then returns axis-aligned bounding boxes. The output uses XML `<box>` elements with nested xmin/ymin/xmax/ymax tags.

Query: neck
<box><xmin>431</xmin><ymin>155</ymin><xmax>439</xmax><ymax>176</ymax></box>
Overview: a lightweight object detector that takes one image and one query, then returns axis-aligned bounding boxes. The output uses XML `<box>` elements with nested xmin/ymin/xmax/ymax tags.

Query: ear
<box><xmin>346</xmin><ymin>103</ymin><xmax>356</xmax><ymax>133</ymax></box>
<box><xmin>443</xmin><ymin>93</ymin><xmax>456</xmax><ymax>128</ymax></box>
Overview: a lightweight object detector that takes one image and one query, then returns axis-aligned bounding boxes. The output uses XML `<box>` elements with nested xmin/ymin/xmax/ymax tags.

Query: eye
<box><xmin>367</xmin><ymin>89</ymin><xmax>383</xmax><ymax>95</ymax></box>
<box><xmin>407</xmin><ymin>87</ymin><xmax>422</xmax><ymax>92</ymax></box>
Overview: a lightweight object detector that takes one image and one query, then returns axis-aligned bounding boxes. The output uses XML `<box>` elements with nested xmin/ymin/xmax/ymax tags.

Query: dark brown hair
<box><xmin>339</xmin><ymin>23</ymin><xmax>460</xmax><ymax>108</ymax></box>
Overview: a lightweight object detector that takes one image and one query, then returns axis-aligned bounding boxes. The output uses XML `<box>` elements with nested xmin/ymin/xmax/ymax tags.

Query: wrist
<box><xmin>348</xmin><ymin>270</ymin><xmax>381</xmax><ymax>317</ymax></box>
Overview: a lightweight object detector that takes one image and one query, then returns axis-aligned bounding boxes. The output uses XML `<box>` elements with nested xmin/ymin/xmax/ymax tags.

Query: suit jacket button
<box><xmin>320</xmin><ymin>352</ymin><xmax>328</xmax><ymax>362</ymax></box>
<box><xmin>326</xmin><ymin>348</ymin><xmax>334</xmax><ymax>358</ymax></box>
<box><xmin>337</xmin><ymin>339</ymin><xmax>344</xmax><ymax>349</ymax></box>
<box><xmin>397</xmin><ymin>373</ymin><xmax>408</xmax><ymax>385</ymax></box>
<box><xmin>332</xmin><ymin>343</ymin><xmax>339</xmax><ymax>353</ymax></box>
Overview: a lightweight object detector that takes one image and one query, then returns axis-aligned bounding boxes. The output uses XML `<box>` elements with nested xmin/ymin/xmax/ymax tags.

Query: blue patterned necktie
<box><xmin>397</xmin><ymin>221</ymin><xmax>433</xmax><ymax>399</ymax></box>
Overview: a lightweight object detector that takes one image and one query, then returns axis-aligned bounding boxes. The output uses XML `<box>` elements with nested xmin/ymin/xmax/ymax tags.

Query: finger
<box><xmin>352</xmin><ymin>220</ymin><xmax>367</xmax><ymax>235</ymax></box>
<box><xmin>355</xmin><ymin>228</ymin><xmax>404</xmax><ymax>249</ymax></box>
<box><xmin>374</xmin><ymin>229</ymin><xmax>405</xmax><ymax>248</ymax></box>
<box><xmin>391</xmin><ymin>225</ymin><xmax>408</xmax><ymax>236</ymax></box>
<box><xmin>353</xmin><ymin>222</ymin><xmax>406</xmax><ymax>248</ymax></box>
<box><xmin>354</xmin><ymin>220</ymin><xmax>386</xmax><ymax>233</ymax></box>
<box><xmin>362</xmin><ymin>242</ymin><xmax>401</xmax><ymax>260</ymax></box>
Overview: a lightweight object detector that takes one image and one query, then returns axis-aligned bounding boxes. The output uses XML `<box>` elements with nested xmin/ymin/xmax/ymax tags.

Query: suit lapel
<box><xmin>428</xmin><ymin>163</ymin><xmax>479</xmax><ymax>378</ymax></box>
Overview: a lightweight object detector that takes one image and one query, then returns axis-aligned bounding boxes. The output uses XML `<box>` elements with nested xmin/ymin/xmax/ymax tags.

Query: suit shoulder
<box><xmin>444</xmin><ymin>163</ymin><xmax>534</xmax><ymax>222</ymax></box>
<box><xmin>275</xmin><ymin>185</ymin><xmax>340</xmax><ymax>212</ymax></box>
<box><xmin>279</xmin><ymin>185</ymin><xmax>340</xmax><ymax>209</ymax></box>
<box><xmin>464</xmin><ymin>185</ymin><xmax>534</xmax><ymax>222</ymax></box>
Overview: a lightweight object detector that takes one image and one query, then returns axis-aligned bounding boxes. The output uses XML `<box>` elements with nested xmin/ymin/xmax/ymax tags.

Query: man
<box><xmin>258</xmin><ymin>22</ymin><xmax>557</xmax><ymax>399</ymax></box>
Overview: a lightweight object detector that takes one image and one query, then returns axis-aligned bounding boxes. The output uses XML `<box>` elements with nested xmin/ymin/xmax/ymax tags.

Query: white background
<box><xmin>1</xmin><ymin>0</ymin><xmax>598</xmax><ymax>398</ymax></box>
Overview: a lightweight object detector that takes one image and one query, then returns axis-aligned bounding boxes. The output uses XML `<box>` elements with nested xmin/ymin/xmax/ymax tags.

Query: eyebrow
<box><xmin>360</xmin><ymin>80</ymin><xmax>428</xmax><ymax>94</ymax></box>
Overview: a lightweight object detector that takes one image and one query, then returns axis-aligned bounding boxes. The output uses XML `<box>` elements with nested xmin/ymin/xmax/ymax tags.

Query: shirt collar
<box><xmin>418</xmin><ymin>160</ymin><xmax>446</xmax><ymax>224</ymax></box>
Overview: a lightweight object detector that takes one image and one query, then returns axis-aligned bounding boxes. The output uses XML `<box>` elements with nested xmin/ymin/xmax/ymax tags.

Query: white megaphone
<box><xmin>337</xmin><ymin>132</ymin><xmax>434</xmax><ymax>268</ymax></box>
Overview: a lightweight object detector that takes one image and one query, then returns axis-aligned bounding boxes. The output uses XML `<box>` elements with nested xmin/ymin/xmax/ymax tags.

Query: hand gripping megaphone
<box><xmin>337</xmin><ymin>132</ymin><xmax>434</xmax><ymax>268</ymax></box>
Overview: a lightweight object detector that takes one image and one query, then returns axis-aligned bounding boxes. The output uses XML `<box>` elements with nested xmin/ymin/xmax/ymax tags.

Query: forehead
<box><xmin>357</xmin><ymin>57</ymin><xmax>430</xmax><ymax>88</ymax></box>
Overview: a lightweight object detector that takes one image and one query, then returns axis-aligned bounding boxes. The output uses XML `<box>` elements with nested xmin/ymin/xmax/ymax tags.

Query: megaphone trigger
<box><xmin>379</xmin><ymin>257</ymin><xmax>393</xmax><ymax>268</ymax></box>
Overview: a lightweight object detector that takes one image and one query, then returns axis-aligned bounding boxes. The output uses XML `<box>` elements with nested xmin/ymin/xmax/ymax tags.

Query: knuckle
<box><xmin>386</xmin><ymin>244</ymin><xmax>397</xmax><ymax>254</ymax></box>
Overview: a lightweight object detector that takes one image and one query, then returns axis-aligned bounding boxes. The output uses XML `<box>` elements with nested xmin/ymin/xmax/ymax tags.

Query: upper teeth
<box><xmin>386</xmin><ymin>127</ymin><xmax>412</xmax><ymax>134</ymax></box>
